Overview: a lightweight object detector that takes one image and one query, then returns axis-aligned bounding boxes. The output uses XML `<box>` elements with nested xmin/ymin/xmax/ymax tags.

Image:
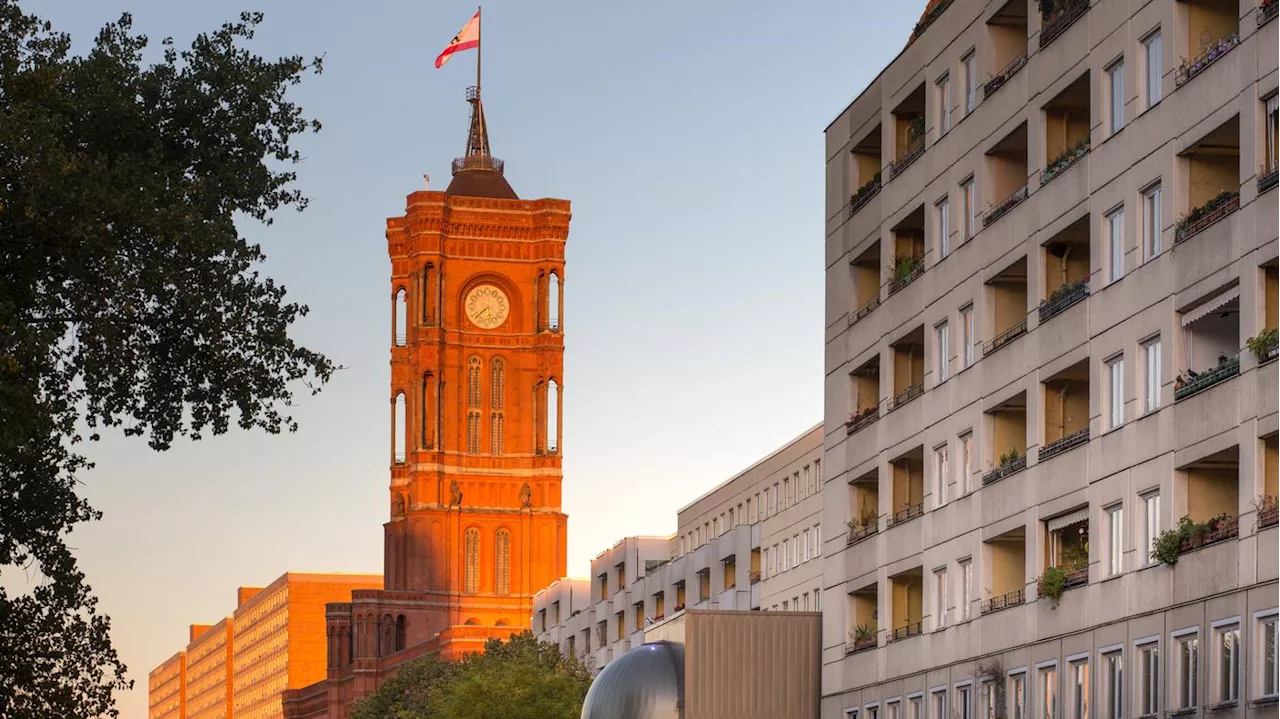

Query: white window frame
<box><xmin>932</xmin><ymin>686</ymin><xmax>950</xmax><ymax>719</ymax></box>
<box><xmin>1107</xmin><ymin>58</ymin><xmax>1125</xmax><ymax>134</ymax></box>
<box><xmin>963</xmin><ymin>50</ymin><xmax>978</xmax><ymax>112</ymax></box>
<box><xmin>1106</xmin><ymin>502</ymin><xmax>1125</xmax><ymax>577</ymax></box>
<box><xmin>1107</xmin><ymin>207</ymin><xmax>1125</xmax><ymax>283</ymax></box>
<box><xmin>934</xmin><ymin>442</ymin><xmax>950</xmax><ymax>507</ymax></box>
<box><xmin>1134</xmin><ymin>635</ymin><xmax>1160</xmax><ymax>718</ymax></box>
<box><xmin>1141</xmin><ymin>183</ymin><xmax>1161</xmax><ymax>260</ymax></box>
<box><xmin>938</xmin><ymin>74</ymin><xmax>953</xmax><ymax>134</ymax></box>
<box><xmin>959</xmin><ymin>556</ymin><xmax>973</xmax><ymax>621</ymax></box>
<box><xmin>1210</xmin><ymin>617</ymin><xmax>1242</xmax><ymax>705</ymax></box>
<box><xmin>959</xmin><ymin>431</ymin><xmax>973</xmax><ymax>494</ymax></box>
<box><xmin>933</xmin><ymin>565</ymin><xmax>949</xmax><ymax>630</ymax></box>
<box><xmin>908</xmin><ymin>692</ymin><xmax>925</xmax><ymax>719</ymax></box>
<box><xmin>962</xmin><ymin>177</ymin><xmax>977</xmax><ymax>239</ymax></box>
<box><xmin>938</xmin><ymin>196</ymin><xmax>952</xmax><ymax>257</ymax></box>
<box><xmin>846</xmin><ymin>709</ymin><xmax>860</xmax><ymax>719</ymax></box>
<box><xmin>960</xmin><ymin>304</ymin><xmax>975</xmax><ymax>368</ymax></box>
<box><xmin>887</xmin><ymin>698</ymin><xmax>903</xmax><ymax>719</ymax></box>
<box><xmin>1267</xmin><ymin>95</ymin><xmax>1279</xmax><ymax>174</ymax></box>
<box><xmin>1142</xmin><ymin>30</ymin><xmax>1161</xmax><ymax>109</ymax></box>
<box><xmin>956</xmin><ymin>680</ymin><xmax>975</xmax><ymax>719</ymax></box>
<box><xmin>1037</xmin><ymin>660</ymin><xmax>1059</xmax><ymax>719</ymax></box>
<box><xmin>1255</xmin><ymin>608</ymin><xmax>1279</xmax><ymax>700</ymax></box>
<box><xmin>1009</xmin><ymin>668</ymin><xmax>1028</xmax><ymax>719</ymax></box>
<box><xmin>1142</xmin><ymin>337</ymin><xmax>1161</xmax><ymax>414</ymax></box>
<box><xmin>981</xmin><ymin>679</ymin><xmax>1000</xmax><ymax>719</ymax></box>
<box><xmin>866</xmin><ymin>700</ymin><xmax>881</xmax><ymax>719</ymax></box>
<box><xmin>1140</xmin><ymin>490</ymin><xmax>1160</xmax><ymax>567</ymax></box>
<box><xmin>1106</xmin><ymin>355</ymin><xmax>1125</xmax><ymax>431</ymax></box>
<box><xmin>1099</xmin><ymin>644</ymin><xmax>1124</xmax><ymax>719</ymax></box>
<box><xmin>1171</xmin><ymin>626</ymin><xmax>1200</xmax><ymax>710</ymax></box>
<box><xmin>1068</xmin><ymin>654</ymin><xmax>1091</xmax><ymax>719</ymax></box>
<box><xmin>936</xmin><ymin>320</ymin><xmax>951</xmax><ymax>383</ymax></box>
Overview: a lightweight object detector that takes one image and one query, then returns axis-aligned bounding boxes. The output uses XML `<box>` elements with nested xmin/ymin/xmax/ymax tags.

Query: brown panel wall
<box><xmin>683</xmin><ymin>610</ymin><xmax>821</xmax><ymax>719</ymax></box>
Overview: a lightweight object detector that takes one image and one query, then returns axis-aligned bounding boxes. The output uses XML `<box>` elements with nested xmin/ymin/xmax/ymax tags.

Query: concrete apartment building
<box><xmin>150</xmin><ymin>573</ymin><xmax>382</xmax><ymax>719</ymax></box>
<box><xmin>821</xmin><ymin>0</ymin><xmax>1278</xmax><ymax>717</ymax></box>
<box><xmin>534</xmin><ymin>423</ymin><xmax>825</xmax><ymax>671</ymax></box>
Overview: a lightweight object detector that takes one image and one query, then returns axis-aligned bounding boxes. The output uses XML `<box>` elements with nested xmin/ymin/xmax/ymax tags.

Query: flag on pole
<box><xmin>435</xmin><ymin>10</ymin><xmax>480</xmax><ymax>69</ymax></box>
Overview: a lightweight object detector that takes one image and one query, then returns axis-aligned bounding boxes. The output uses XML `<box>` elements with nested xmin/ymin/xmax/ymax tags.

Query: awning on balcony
<box><xmin>1047</xmin><ymin>507</ymin><xmax>1090</xmax><ymax>532</ymax></box>
<box><xmin>1182</xmin><ymin>285</ymin><xmax>1240</xmax><ymax>327</ymax></box>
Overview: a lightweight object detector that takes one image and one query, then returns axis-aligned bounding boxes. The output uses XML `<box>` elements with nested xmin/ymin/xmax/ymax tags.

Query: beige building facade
<box><xmin>822</xmin><ymin>0</ymin><xmax>1278</xmax><ymax>718</ymax></box>
<box><xmin>534</xmin><ymin>423</ymin><xmax>825</xmax><ymax>672</ymax></box>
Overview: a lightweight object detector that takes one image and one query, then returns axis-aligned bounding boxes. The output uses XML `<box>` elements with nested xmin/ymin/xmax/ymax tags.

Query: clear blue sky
<box><xmin>30</xmin><ymin>1</ymin><xmax>920</xmax><ymax>715</ymax></box>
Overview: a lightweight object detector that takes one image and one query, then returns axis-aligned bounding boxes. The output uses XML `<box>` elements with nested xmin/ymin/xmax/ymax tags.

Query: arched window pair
<box><xmin>463</xmin><ymin>528</ymin><xmax>511</xmax><ymax>596</ymax></box>
<box><xmin>535</xmin><ymin>270</ymin><xmax>562</xmax><ymax>332</ymax></box>
<box><xmin>467</xmin><ymin>358</ymin><xmax>482</xmax><ymax>455</ymax></box>
<box><xmin>464</xmin><ymin>357</ymin><xmax>506</xmax><ymax>455</ymax></box>
<box><xmin>421</xmin><ymin>263</ymin><xmax>439</xmax><ymax>326</ymax></box>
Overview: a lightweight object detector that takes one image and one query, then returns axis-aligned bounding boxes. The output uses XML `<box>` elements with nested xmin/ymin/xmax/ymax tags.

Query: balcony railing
<box><xmin>909</xmin><ymin>0</ymin><xmax>954</xmax><ymax>44</ymax></box>
<box><xmin>1040</xmin><ymin>0</ymin><xmax>1089</xmax><ymax>48</ymax></box>
<box><xmin>888</xmin><ymin>138</ymin><xmax>926</xmax><ymax>179</ymax></box>
<box><xmin>846</xmin><ymin>407</ymin><xmax>880</xmax><ymax>435</ymax></box>
<box><xmin>749</xmin><ymin>570</ymin><xmax>761</xmax><ymax>584</ymax></box>
<box><xmin>1175</xmin><ymin>33</ymin><xmax>1241</xmax><ymax>87</ymax></box>
<box><xmin>452</xmin><ymin>154</ymin><xmax>505</xmax><ymax>175</ymax></box>
<box><xmin>1262</xmin><ymin>0</ymin><xmax>1279</xmax><ymax>27</ymax></box>
<box><xmin>1175</xmin><ymin>191</ymin><xmax>1239</xmax><ymax>243</ymax></box>
<box><xmin>983</xmin><ymin>186</ymin><xmax>1028</xmax><ymax>227</ymax></box>
<box><xmin>887</xmin><ymin>622</ymin><xmax>923</xmax><ymax>643</ymax></box>
<box><xmin>887</xmin><ymin>260</ymin><xmax>925</xmax><ymax>296</ymax></box>
<box><xmin>980</xmin><ymin>589</ymin><xmax>1025</xmax><ymax>615</ymax></box>
<box><xmin>982</xmin><ymin>455</ymin><xmax>1027</xmax><ymax>486</ymax></box>
<box><xmin>850</xmin><ymin>294</ymin><xmax>881</xmax><ymax>325</ymax></box>
<box><xmin>982</xmin><ymin>319</ymin><xmax>1028</xmax><ymax>356</ymax></box>
<box><xmin>888</xmin><ymin>502</ymin><xmax>924</xmax><ymax>527</ymax></box>
<box><xmin>1039</xmin><ymin>279</ymin><xmax>1089</xmax><ymax>324</ymax></box>
<box><xmin>1040</xmin><ymin>140</ymin><xmax>1090</xmax><ymax>186</ymax></box>
<box><xmin>1259</xmin><ymin>169</ymin><xmax>1279</xmax><ymax>194</ymax></box>
<box><xmin>1174</xmin><ymin>356</ymin><xmax>1240</xmax><ymax>401</ymax></box>
<box><xmin>984</xmin><ymin>53</ymin><xmax>1028</xmax><ymax>98</ymax></box>
<box><xmin>847</xmin><ymin>523</ymin><xmax>879</xmax><ymax>546</ymax></box>
<box><xmin>886</xmin><ymin>382</ymin><xmax>924</xmax><ymax>412</ymax></box>
<box><xmin>1178</xmin><ymin>514</ymin><xmax>1238</xmax><ymax>553</ymax></box>
<box><xmin>846</xmin><ymin>636</ymin><xmax>879</xmax><ymax>654</ymax></box>
<box><xmin>1039</xmin><ymin>428</ymin><xmax>1089</xmax><ymax>463</ymax></box>
<box><xmin>1063</xmin><ymin>566</ymin><xmax>1089</xmax><ymax>590</ymax></box>
<box><xmin>1260</xmin><ymin>505</ymin><xmax>1279</xmax><ymax>529</ymax></box>
<box><xmin>849</xmin><ymin>174</ymin><xmax>883</xmax><ymax>217</ymax></box>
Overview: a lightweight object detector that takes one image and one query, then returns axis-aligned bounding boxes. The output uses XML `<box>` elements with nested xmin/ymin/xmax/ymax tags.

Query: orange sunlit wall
<box><xmin>185</xmin><ymin>619</ymin><xmax>233</xmax><ymax>719</ymax></box>
<box><xmin>148</xmin><ymin>651</ymin><xmax>186</xmax><ymax>719</ymax></box>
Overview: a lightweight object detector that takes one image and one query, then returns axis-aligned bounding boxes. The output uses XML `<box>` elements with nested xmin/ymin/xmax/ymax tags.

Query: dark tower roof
<box><xmin>445</xmin><ymin>86</ymin><xmax>518</xmax><ymax>200</ymax></box>
<box><xmin>579</xmin><ymin>642</ymin><xmax>684</xmax><ymax>719</ymax></box>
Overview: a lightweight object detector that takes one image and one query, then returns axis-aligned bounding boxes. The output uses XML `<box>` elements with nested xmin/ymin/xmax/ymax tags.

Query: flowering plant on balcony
<box><xmin>846</xmin><ymin>406</ymin><xmax>877</xmax><ymax>427</ymax></box>
<box><xmin>849</xmin><ymin>172</ymin><xmax>883</xmax><ymax>214</ymax></box>
<box><xmin>1035</xmin><ymin>566</ymin><xmax>1070</xmax><ymax>604</ymax></box>
<box><xmin>1174</xmin><ymin>189</ymin><xmax>1239</xmax><ymax>236</ymax></box>
<box><xmin>1150</xmin><ymin>513</ymin><xmax>1235</xmax><ymax>565</ymax></box>
<box><xmin>845</xmin><ymin>506</ymin><xmax>880</xmax><ymax>536</ymax></box>
<box><xmin>1041</xmin><ymin>139</ymin><xmax>1090</xmax><ymax>184</ymax></box>
<box><xmin>1176</xmin><ymin>33</ymin><xmax>1241</xmax><ymax>85</ymax></box>
<box><xmin>1245</xmin><ymin>328</ymin><xmax>1279</xmax><ymax>363</ymax></box>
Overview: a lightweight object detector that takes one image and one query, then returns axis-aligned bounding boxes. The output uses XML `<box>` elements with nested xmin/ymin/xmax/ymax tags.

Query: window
<box><xmin>1140</xmin><ymin>492</ymin><xmax>1160</xmax><ymax>566</ymax></box>
<box><xmin>1173</xmin><ymin>631</ymin><xmax>1199</xmax><ymax>710</ymax></box>
<box><xmin>1267</xmin><ymin>96</ymin><xmax>1279</xmax><ymax>174</ymax></box>
<box><xmin>959</xmin><ymin>431</ymin><xmax>973</xmax><ymax>494</ymax></box>
<box><xmin>782</xmin><ymin>538</ymin><xmax>790</xmax><ymax>571</ymax></box>
<box><xmin>1214</xmin><ymin>621</ymin><xmax>1241</xmax><ymax>704</ymax></box>
<box><xmin>782</xmin><ymin>600</ymin><xmax>789</xmax><ymax>611</ymax></box>
<box><xmin>958</xmin><ymin>684</ymin><xmax>973</xmax><ymax>719</ymax></box>
<box><xmin>772</xmin><ymin>544</ymin><xmax>779</xmax><ymax>574</ymax></box>
<box><xmin>1142</xmin><ymin>184</ymin><xmax>1161</xmax><ymax>260</ymax></box>
<box><xmin>1070</xmin><ymin>658</ymin><xmax>1090</xmax><ymax>719</ymax></box>
<box><xmin>762</xmin><ymin>547</ymin><xmax>770</xmax><ymax>577</ymax></box>
<box><xmin>802</xmin><ymin>592</ymin><xmax>810</xmax><ymax>610</ymax></box>
<box><xmin>802</xmin><ymin>529</ymin><xmax>811</xmax><ymax>562</ymax></box>
<box><xmin>910</xmin><ymin>695</ymin><xmax>924</xmax><ymax>719</ymax></box>
<box><xmin>773</xmin><ymin>483</ymin><xmax>780</xmax><ymax>513</ymax></box>
<box><xmin>933</xmin><ymin>688</ymin><xmax>949</xmax><ymax>719</ymax></box>
<box><xmin>1101</xmin><ymin>650</ymin><xmax>1122</xmax><ymax>719</ymax></box>
<box><xmin>937</xmin><ymin>197</ymin><xmax>951</xmax><ymax>257</ymax></box>
<box><xmin>959</xmin><ymin>558</ymin><xmax>973</xmax><ymax>621</ymax></box>
<box><xmin>934</xmin><ymin>444</ymin><xmax>950</xmax><ymax>506</ymax></box>
<box><xmin>889</xmin><ymin>700</ymin><xmax>903</xmax><ymax>719</ymax></box>
<box><xmin>464</xmin><ymin>528</ymin><xmax>480</xmax><ymax>594</ymax></box>
<box><xmin>495</xmin><ymin>529</ymin><xmax>510</xmax><ymax>595</ymax></box>
<box><xmin>783</xmin><ymin>478</ymin><xmax>790</xmax><ymax>508</ymax></box>
<box><xmin>1040</xmin><ymin>664</ymin><xmax>1058</xmax><ymax>719</ymax></box>
<box><xmin>960</xmin><ymin>304</ymin><xmax>975</xmax><ymax>368</ymax></box>
<box><xmin>939</xmin><ymin>74</ymin><xmax>953</xmax><ymax>133</ymax></box>
<box><xmin>1143</xmin><ymin>31</ymin><xmax>1161</xmax><ymax>109</ymax></box>
<box><xmin>763</xmin><ymin>488</ymin><xmax>770</xmax><ymax>518</ymax></box>
<box><xmin>1011</xmin><ymin>672</ymin><xmax>1027</xmax><ymax>719</ymax></box>
<box><xmin>847</xmin><ymin>710</ymin><xmax>860</xmax><ymax>719</ymax></box>
<box><xmin>713</xmin><ymin>517</ymin><xmax>720</xmax><ymax>537</ymax></box>
<box><xmin>805</xmin><ymin>464</ymin><xmax>813</xmax><ymax>494</ymax></box>
<box><xmin>936</xmin><ymin>321</ymin><xmax>951</xmax><ymax>383</ymax></box>
<box><xmin>933</xmin><ymin>566</ymin><xmax>948</xmax><ymax>630</ymax></box>
<box><xmin>816</xmin><ymin>524</ymin><xmax>823</xmax><ymax>555</ymax></box>
<box><xmin>1137</xmin><ymin>640</ymin><xmax>1159</xmax><ymax>717</ymax></box>
<box><xmin>962</xmin><ymin>178</ymin><xmax>977</xmax><ymax>239</ymax></box>
<box><xmin>982</xmin><ymin>681</ymin><xmax>999</xmax><ymax>719</ymax></box>
<box><xmin>749</xmin><ymin>496</ymin><xmax>756</xmax><ymax>522</ymax></box>
<box><xmin>1107</xmin><ymin>208</ymin><xmax>1125</xmax><ymax>283</ymax></box>
<box><xmin>963</xmin><ymin>51</ymin><xmax>978</xmax><ymax>112</ymax></box>
<box><xmin>1107</xmin><ymin>356</ymin><xmax>1124</xmax><ymax>430</ymax></box>
<box><xmin>1108</xmin><ymin>59</ymin><xmax>1125</xmax><ymax>134</ymax></box>
<box><xmin>868</xmin><ymin>704</ymin><xmax>880</xmax><ymax>719</ymax></box>
<box><xmin>1259</xmin><ymin>611</ymin><xmax>1278</xmax><ymax>698</ymax></box>
<box><xmin>728</xmin><ymin>507</ymin><xmax>735</xmax><ymax>527</ymax></box>
<box><xmin>815</xmin><ymin>586</ymin><xmax>822</xmax><ymax>609</ymax></box>
<box><xmin>1106</xmin><ymin>503</ymin><xmax>1124</xmax><ymax>576</ymax></box>
<box><xmin>1142</xmin><ymin>338</ymin><xmax>1161</xmax><ymax>414</ymax></box>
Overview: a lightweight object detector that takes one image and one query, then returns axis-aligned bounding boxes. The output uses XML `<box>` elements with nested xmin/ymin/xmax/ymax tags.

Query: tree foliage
<box><xmin>350</xmin><ymin>632</ymin><xmax>594</xmax><ymax>719</ymax></box>
<box><xmin>0</xmin><ymin>2</ymin><xmax>331</xmax><ymax>715</ymax></box>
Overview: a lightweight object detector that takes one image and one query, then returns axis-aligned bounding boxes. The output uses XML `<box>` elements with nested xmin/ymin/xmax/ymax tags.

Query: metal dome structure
<box><xmin>580</xmin><ymin>641</ymin><xmax>685</xmax><ymax>719</ymax></box>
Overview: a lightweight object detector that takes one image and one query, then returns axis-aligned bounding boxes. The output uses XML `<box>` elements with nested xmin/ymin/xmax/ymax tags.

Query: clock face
<box><xmin>464</xmin><ymin>284</ymin><xmax>509</xmax><ymax>329</ymax></box>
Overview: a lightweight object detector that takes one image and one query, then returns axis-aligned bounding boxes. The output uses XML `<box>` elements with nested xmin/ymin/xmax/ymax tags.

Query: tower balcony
<box><xmin>452</xmin><ymin>155</ymin><xmax>505</xmax><ymax>175</ymax></box>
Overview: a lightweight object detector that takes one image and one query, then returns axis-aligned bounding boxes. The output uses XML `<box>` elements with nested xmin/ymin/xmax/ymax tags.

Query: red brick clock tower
<box><xmin>282</xmin><ymin>87</ymin><xmax>570</xmax><ymax>719</ymax></box>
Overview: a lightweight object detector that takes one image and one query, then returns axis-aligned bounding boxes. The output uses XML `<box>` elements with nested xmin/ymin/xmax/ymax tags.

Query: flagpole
<box><xmin>476</xmin><ymin>5</ymin><xmax>482</xmax><ymax>97</ymax></box>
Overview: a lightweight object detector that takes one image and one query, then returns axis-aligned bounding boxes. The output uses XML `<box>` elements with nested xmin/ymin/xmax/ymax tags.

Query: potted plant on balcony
<box><xmin>846</xmin><ymin>406</ymin><xmax>878</xmax><ymax>428</ymax></box>
<box><xmin>1035</xmin><ymin>566</ymin><xmax>1069</xmax><ymax>606</ymax></box>
<box><xmin>1175</xmin><ymin>189</ymin><xmax>1239</xmax><ymax>239</ymax></box>
<box><xmin>1245</xmin><ymin>328</ymin><xmax>1279</xmax><ymax>363</ymax></box>
<box><xmin>849</xmin><ymin>623</ymin><xmax>877</xmax><ymax>651</ymax></box>
<box><xmin>892</xmin><ymin>255</ymin><xmax>921</xmax><ymax>281</ymax></box>
<box><xmin>997</xmin><ymin>448</ymin><xmax>1020</xmax><ymax>469</ymax></box>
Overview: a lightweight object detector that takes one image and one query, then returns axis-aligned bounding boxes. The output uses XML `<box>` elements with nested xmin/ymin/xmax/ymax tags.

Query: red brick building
<box><xmin>281</xmin><ymin>88</ymin><xmax>571</xmax><ymax>718</ymax></box>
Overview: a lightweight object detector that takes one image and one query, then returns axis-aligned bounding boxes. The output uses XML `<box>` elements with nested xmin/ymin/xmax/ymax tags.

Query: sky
<box><xmin>28</xmin><ymin>1</ymin><xmax>920</xmax><ymax>716</ymax></box>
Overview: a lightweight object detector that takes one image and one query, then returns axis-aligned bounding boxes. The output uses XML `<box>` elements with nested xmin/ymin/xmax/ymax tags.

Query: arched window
<box><xmin>547</xmin><ymin>379</ymin><xmax>560</xmax><ymax>453</ymax></box>
<box><xmin>548</xmin><ymin>271</ymin><xmax>561</xmax><ymax>330</ymax></box>
<box><xmin>395</xmin><ymin>615</ymin><xmax>406</xmax><ymax>652</ymax></box>
<box><xmin>464</xmin><ymin>528</ymin><xmax>480</xmax><ymax>595</ymax></box>
<box><xmin>381</xmin><ymin>613</ymin><xmax>394</xmax><ymax>657</ymax></box>
<box><xmin>422</xmin><ymin>264</ymin><xmax>435</xmax><ymax>325</ymax></box>
<box><xmin>490</xmin><ymin>359</ymin><xmax>505</xmax><ymax>454</ymax></box>
<box><xmin>495</xmin><ymin>529</ymin><xmax>511</xmax><ymax>595</ymax></box>
<box><xmin>421</xmin><ymin>372</ymin><xmax>436</xmax><ymax>449</ymax></box>
<box><xmin>467</xmin><ymin>357</ymin><xmax>482</xmax><ymax>455</ymax></box>
<box><xmin>393</xmin><ymin>392</ymin><xmax>406</xmax><ymax>463</ymax></box>
<box><xmin>394</xmin><ymin>288</ymin><xmax>407</xmax><ymax>346</ymax></box>
<box><xmin>534</xmin><ymin>272</ymin><xmax>546</xmax><ymax>331</ymax></box>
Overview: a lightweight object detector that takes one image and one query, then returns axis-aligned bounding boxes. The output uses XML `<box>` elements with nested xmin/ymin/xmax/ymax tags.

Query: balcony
<box><xmin>888</xmin><ymin>502</ymin><xmax>924</xmax><ymax>527</ymax></box>
<box><xmin>887</xmin><ymin>622</ymin><xmax>923</xmax><ymax>643</ymax></box>
<box><xmin>846</xmin><ymin>635</ymin><xmax>878</xmax><ymax>655</ymax></box>
<box><xmin>1174</xmin><ymin>356</ymin><xmax>1239</xmax><ymax>401</ymax></box>
<box><xmin>889</xmin><ymin>137</ymin><xmax>925</xmax><ymax>179</ymax></box>
<box><xmin>1175</xmin><ymin>32</ymin><xmax>1241</xmax><ymax>88</ymax></box>
<box><xmin>982</xmin><ymin>454</ymin><xmax>1026</xmax><ymax>485</ymax></box>
<box><xmin>846</xmin><ymin>406</ymin><xmax>880</xmax><ymax>435</ymax></box>
<box><xmin>983</xmin><ymin>319</ymin><xmax>1027</xmax><ymax>356</ymax></box>
<box><xmin>850</xmin><ymin>295</ymin><xmax>881</xmax><ymax>326</ymax></box>
<box><xmin>1260</xmin><ymin>503</ymin><xmax>1278</xmax><ymax>529</ymax></box>
<box><xmin>1039</xmin><ymin>428</ymin><xmax>1089</xmax><ymax>463</ymax></box>
<box><xmin>1038</xmin><ymin>279</ymin><xmax>1088</xmax><ymax>324</ymax></box>
<box><xmin>1261</xmin><ymin>170</ymin><xmax>1279</xmax><ymax>194</ymax></box>
<box><xmin>887</xmin><ymin>449</ymin><xmax>923</xmax><ymax>524</ymax></box>
<box><xmin>983</xmin><ymin>186</ymin><xmax>1028</xmax><ymax>227</ymax></box>
<box><xmin>888</xmin><ymin>258</ymin><xmax>925</xmax><ymax>296</ymax></box>
<box><xmin>909</xmin><ymin>0</ymin><xmax>954</xmax><ymax>44</ymax></box>
<box><xmin>887</xmin><ymin>382</ymin><xmax>924</xmax><ymax>412</ymax></box>
<box><xmin>1041</xmin><ymin>140</ymin><xmax>1089</xmax><ymax>187</ymax></box>
<box><xmin>849</xmin><ymin>241</ymin><xmax>882</xmax><ymax>325</ymax></box>
<box><xmin>889</xmin><ymin>328</ymin><xmax>925</xmax><ymax>412</ymax></box>
<box><xmin>1262</xmin><ymin>0</ymin><xmax>1278</xmax><ymax>27</ymax></box>
<box><xmin>1174</xmin><ymin>191</ymin><xmax>1239</xmax><ymax>244</ymax></box>
<box><xmin>849</xmin><ymin>173</ymin><xmax>883</xmax><ymax>218</ymax></box>
<box><xmin>1039</xmin><ymin>0</ymin><xmax>1088</xmax><ymax>49</ymax></box>
<box><xmin>979</xmin><ymin>588</ymin><xmax>1025</xmax><ymax>615</ymax></box>
<box><xmin>1178</xmin><ymin>514</ymin><xmax>1238</xmax><ymax>553</ymax></box>
<box><xmin>847</xmin><ymin>523</ymin><xmax>879</xmax><ymax>546</ymax></box>
<box><xmin>984</xmin><ymin>53</ymin><xmax>1027</xmax><ymax>99</ymax></box>
<box><xmin>889</xmin><ymin>89</ymin><xmax>927</xmax><ymax>180</ymax></box>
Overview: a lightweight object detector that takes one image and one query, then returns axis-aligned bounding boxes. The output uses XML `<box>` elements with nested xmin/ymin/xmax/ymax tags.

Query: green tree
<box><xmin>0</xmin><ymin>3</ymin><xmax>332</xmax><ymax>716</ymax></box>
<box><xmin>351</xmin><ymin>632</ymin><xmax>594</xmax><ymax>719</ymax></box>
